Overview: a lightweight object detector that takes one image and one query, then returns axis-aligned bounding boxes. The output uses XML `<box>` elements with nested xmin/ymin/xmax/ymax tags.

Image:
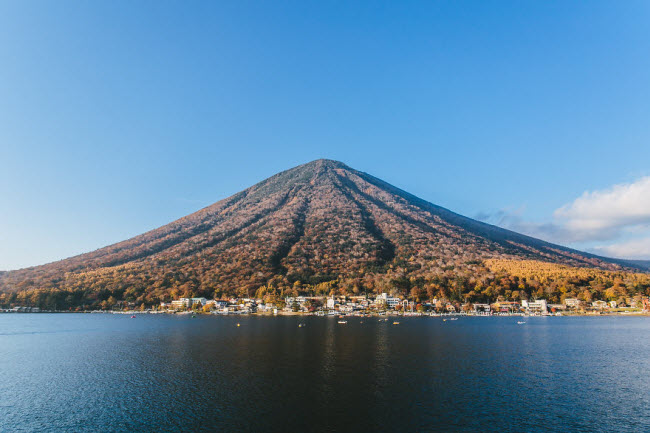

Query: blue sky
<box><xmin>1</xmin><ymin>1</ymin><xmax>650</xmax><ymax>270</ymax></box>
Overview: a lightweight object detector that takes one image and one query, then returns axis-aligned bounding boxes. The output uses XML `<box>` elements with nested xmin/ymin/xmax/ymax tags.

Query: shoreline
<box><xmin>2</xmin><ymin>310</ymin><xmax>649</xmax><ymax>317</ymax></box>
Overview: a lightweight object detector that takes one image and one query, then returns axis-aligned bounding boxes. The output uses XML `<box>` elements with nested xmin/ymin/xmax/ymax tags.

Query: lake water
<box><xmin>1</xmin><ymin>314</ymin><xmax>649</xmax><ymax>432</ymax></box>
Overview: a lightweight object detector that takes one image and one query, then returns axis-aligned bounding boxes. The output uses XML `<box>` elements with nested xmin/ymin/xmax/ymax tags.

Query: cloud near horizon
<box><xmin>476</xmin><ymin>176</ymin><xmax>650</xmax><ymax>259</ymax></box>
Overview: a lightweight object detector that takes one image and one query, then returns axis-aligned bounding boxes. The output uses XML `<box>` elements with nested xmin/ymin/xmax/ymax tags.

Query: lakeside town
<box><xmin>4</xmin><ymin>292</ymin><xmax>650</xmax><ymax>316</ymax></box>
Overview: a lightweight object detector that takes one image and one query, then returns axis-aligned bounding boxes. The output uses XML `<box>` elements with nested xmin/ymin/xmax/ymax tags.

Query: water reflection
<box><xmin>1</xmin><ymin>314</ymin><xmax>649</xmax><ymax>432</ymax></box>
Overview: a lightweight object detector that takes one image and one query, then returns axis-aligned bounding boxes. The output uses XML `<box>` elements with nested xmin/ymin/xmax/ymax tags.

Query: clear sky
<box><xmin>1</xmin><ymin>1</ymin><xmax>650</xmax><ymax>271</ymax></box>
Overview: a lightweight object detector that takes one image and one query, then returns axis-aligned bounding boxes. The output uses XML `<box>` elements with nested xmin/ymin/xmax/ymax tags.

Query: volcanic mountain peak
<box><xmin>0</xmin><ymin>159</ymin><xmax>641</xmax><ymax>300</ymax></box>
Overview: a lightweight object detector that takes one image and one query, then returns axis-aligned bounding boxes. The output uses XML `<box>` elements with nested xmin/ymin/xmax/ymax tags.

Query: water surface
<box><xmin>1</xmin><ymin>314</ymin><xmax>648</xmax><ymax>432</ymax></box>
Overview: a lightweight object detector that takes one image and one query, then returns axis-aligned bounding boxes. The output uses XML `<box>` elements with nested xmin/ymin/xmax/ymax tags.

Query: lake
<box><xmin>1</xmin><ymin>314</ymin><xmax>649</xmax><ymax>432</ymax></box>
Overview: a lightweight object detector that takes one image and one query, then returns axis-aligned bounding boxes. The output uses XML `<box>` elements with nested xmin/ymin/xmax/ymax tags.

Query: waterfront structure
<box><xmin>564</xmin><ymin>298</ymin><xmax>582</xmax><ymax>308</ymax></box>
<box><xmin>473</xmin><ymin>303</ymin><xmax>491</xmax><ymax>314</ymax></box>
<box><xmin>491</xmin><ymin>301</ymin><xmax>520</xmax><ymax>314</ymax></box>
<box><xmin>522</xmin><ymin>299</ymin><xmax>548</xmax><ymax>314</ymax></box>
<box><xmin>169</xmin><ymin>297</ymin><xmax>209</xmax><ymax>309</ymax></box>
<box><xmin>592</xmin><ymin>300</ymin><xmax>608</xmax><ymax>310</ymax></box>
<box><xmin>375</xmin><ymin>293</ymin><xmax>401</xmax><ymax>308</ymax></box>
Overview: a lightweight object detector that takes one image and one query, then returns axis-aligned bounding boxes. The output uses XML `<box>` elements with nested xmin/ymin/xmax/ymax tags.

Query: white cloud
<box><xmin>591</xmin><ymin>237</ymin><xmax>650</xmax><ymax>260</ymax></box>
<box><xmin>476</xmin><ymin>176</ymin><xmax>650</xmax><ymax>259</ymax></box>
<box><xmin>554</xmin><ymin>176</ymin><xmax>650</xmax><ymax>240</ymax></box>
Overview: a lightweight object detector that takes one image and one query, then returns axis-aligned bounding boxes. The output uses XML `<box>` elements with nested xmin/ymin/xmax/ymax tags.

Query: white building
<box><xmin>592</xmin><ymin>300</ymin><xmax>608</xmax><ymax>309</ymax></box>
<box><xmin>473</xmin><ymin>303</ymin><xmax>491</xmax><ymax>314</ymax></box>
<box><xmin>522</xmin><ymin>299</ymin><xmax>548</xmax><ymax>314</ymax></box>
<box><xmin>375</xmin><ymin>293</ymin><xmax>401</xmax><ymax>308</ymax></box>
<box><xmin>564</xmin><ymin>298</ymin><xmax>582</xmax><ymax>308</ymax></box>
<box><xmin>171</xmin><ymin>297</ymin><xmax>208</xmax><ymax>309</ymax></box>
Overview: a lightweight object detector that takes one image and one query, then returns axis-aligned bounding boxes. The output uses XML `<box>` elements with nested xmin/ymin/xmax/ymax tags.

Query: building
<box><xmin>564</xmin><ymin>298</ymin><xmax>582</xmax><ymax>308</ymax></box>
<box><xmin>206</xmin><ymin>300</ymin><xmax>229</xmax><ymax>309</ymax></box>
<box><xmin>285</xmin><ymin>296</ymin><xmax>326</xmax><ymax>312</ymax></box>
<box><xmin>522</xmin><ymin>299</ymin><xmax>548</xmax><ymax>314</ymax></box>
<box><xmin>171</xmin><ymin>299</ymin><xmax>189</xmax><ymax>309</ymax></box>
<box><xmin>375</xmin><ymin>293</ymin><xmax>401</xmax><ymax>309</ymax></box>
<box><xmin>491</xmin><ymin>301</ymin><xmax>520</xmax><ymax>314</ymax></box>
<box><xmin>473</xmin><ymin>303</ymin><xmax>491</xmax><ymax>314</ymax></box>
<box><xmin>170</xmin><ymin>297</ymin><xmax>208</xmax><ymax>309</ymax></box>
<box><xmin>592</xmin><ymin>300</ymin><xmax>608</xmax><ymax>310</ymax></box>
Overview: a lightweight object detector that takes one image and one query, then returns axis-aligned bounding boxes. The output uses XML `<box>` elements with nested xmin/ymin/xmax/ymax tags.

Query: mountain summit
<box><xmin>0</xmin><ymin>159</ymin><xmax>640</xmax><ymax>303</ymax></box>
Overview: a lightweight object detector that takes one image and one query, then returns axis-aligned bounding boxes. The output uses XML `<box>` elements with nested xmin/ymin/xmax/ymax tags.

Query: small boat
<box><xmin>392</xmin><ymin>321</ymin><xmax>400</xmax><ymax>325</ymax></box>
<box><xmin>237</xmin><ymin>323</ymin><xmax>241</xmax><ymax>327</ymax></box>
<box><xmin>338</xmin><ymin>320</ymin><xmax>347</xmax><ymax>324</ymax></box>
<box><xmin>298</xmin><ymin>324</ymin><xmax>305</xmax><ymax>328</ymax></box>
<box><xmin>130</xmin><ymin>315</ymin><xmax>136</xmax><ymax>319</ymax></box>
<box><xmin>449</xmin><ymin>318</ymin><xmax>458</xmax><ymax>321</ymax></box>
<box><xmin>517</xmin><ymin>321</ymin><xmax>526</xmax><ymax>324</ymax></box>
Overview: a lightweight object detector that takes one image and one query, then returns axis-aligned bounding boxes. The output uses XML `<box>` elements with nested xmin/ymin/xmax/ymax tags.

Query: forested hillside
<box><xmin>1</xmin><ymin>159</ymin><xmax>647</xmax><ymax>310</ymax></box>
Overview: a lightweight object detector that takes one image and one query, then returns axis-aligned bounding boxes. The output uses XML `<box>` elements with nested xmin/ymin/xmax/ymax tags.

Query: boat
<box><xmin>517</xmin><ymin>321</ymin><xmax>526</xmax><ymax>324</ymax></box>
<box><xmin>130</xmin><ymin>315</ymin><xmax>136</xmax><ymax>319</ymax></box>
<box><xmin>237</xmin><ymin>323</ymin><xmax>241</xmax><ymax>327</ymax></box>
<box><xmin>337</xmin><ymin>320</ymin><xmax>347</xmax><ymax>324</ymax></box>
<box><xmin>392</xmin><ymin>321</ymin><xmax>400</xmax><ymax>325</ymax></box>
<box><xmin>449</xmin><ymin>318</ymin><xmax>458</xmax><ymax>321</ymax></box>
<box><xmin>298</xmin><ymin>324</ymin><xmax>305</xmax><ymax>327</ymax></box>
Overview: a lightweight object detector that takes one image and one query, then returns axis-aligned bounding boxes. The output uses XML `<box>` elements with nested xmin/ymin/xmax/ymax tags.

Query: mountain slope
<box><xmin>0</xmin><ymin>159</ymin><xmax>644</xmax><ymax>306</ymax></box>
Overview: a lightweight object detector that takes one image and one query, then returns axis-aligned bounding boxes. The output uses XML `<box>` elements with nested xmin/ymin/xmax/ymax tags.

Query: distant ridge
<box><xmin>0</xmin><ymin>159</ymin><xmax>645</xmax><ymax>305</ymax></box>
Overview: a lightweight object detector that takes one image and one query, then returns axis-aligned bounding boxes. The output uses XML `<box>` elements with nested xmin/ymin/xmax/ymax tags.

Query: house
<box><xmin>339</xmin><ymin>304</ymin><xmax>354</xmax><ymax>313</ymax></box>
<box><xmin>564</xmin><ymin>298</ymin><xmax>582</xmax><ymax>308</ymax></box>
<box><xmin>208</xmin><ymin>300</ymin><xmax>229</xmax><ymax>309</ymax></box>
<box><xmin>591</xmin><ymin>300</ymin><xmax>608</xmax><ymax>310</ymax></box>
<box><xmin>285</xmin><ymin>296</ymin><xmax>326</xmax><ymax>312</ymax></box>
<box><xmin>473</xmin><ymin>303</ymin><xmax>491</xmax><ymax>314</ymax></box>
<box><xmin>192</xmin><ymin>297</ymin><xmax>208</xmax><ymax>306</ymax></box>
<box><xmin>609</xmin><ymin>301</ymin><xmax>618</xmax><ymax>308</ymax></box>
<box><xmin>491</xmin><ymin>301</ymin><xmax>520</xmax><ymax>313</ymax></box>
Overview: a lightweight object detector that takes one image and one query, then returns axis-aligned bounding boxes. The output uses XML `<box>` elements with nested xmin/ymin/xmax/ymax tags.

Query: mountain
<box><xmin>0</xmin><ymin>159</ymin><xmax>646</xmax><ymax>308</ymax></box>
<box><xmin>621</xmin><ymin>260</ymin><xmax>650</xmax><ymax>271</ymax></box>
